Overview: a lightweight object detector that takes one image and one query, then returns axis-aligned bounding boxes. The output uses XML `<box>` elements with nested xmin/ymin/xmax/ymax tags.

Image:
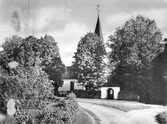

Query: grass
<box><xmin>94</xmin><ymin>102</ymin><xmax>151</xmax><ymax>112</ymax></box>
<box><xmin>73</xmin><ymin>108</ymin><xmax>94</xmax><ymax>124</ymax></box>
<box><xmin>83</xmin><ymin>108</ymin><xmax>100</xmax><ymax>124</ymax></box>
<box><xmin>77</xmin><ymin>98</ymin><xmax>152</xmax><ymax>112</ymax></box>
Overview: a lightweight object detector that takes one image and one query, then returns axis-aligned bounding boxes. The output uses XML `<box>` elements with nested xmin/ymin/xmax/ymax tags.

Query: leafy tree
<box><xmin>152</xmin><ymin>40</ymin><xmax>167</xmax><ymax>103</ymax></box>
<box><xmin>107</xmin><ymin>15</ymin><xmax>165</xmax><ymax>99</ymax></box>
<box><xmin>0</xmin><ymin>35</ymin><xmax>65</xmax><ymax>95</ymax></box>
<box><xmin>43</xmin><ymin>57</ymin><xmax>65</xmax><ymax>95</ymax></box>
<box><xmin>71</xmin><ymin>32</ymin><xmax>106</xmax><ymax>90</ymax></box>
<box><xmin>0</xmin><ymin>60</ymin><xmax>54</xmax><ymax>114</ymax></box>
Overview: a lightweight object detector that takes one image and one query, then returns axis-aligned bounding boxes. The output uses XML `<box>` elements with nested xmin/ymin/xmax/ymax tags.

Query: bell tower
<box><xmin>94</xmin><ymin>5</ymin><xmax>104</xmax><ymax>43</ymax></box>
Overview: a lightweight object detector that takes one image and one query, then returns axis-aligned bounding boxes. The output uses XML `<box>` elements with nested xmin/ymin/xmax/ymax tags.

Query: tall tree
<box><xmin>107</xmin><ymin>15</ymin><xmax>165</xmax><ymax>99</ymax></box>
<box><xmin>71</xmin><ymin>32</ymin><xmax>106</xmax><ymax>90</ymax></box>
<box><xmin>0</xmin><ymin>60</ymin><xmax>54</xmax><ymax>114</ymax></box>
<box><xmin>0</xmin><ymin>35</ymin><xmax>65</xmax><ymax>94</ymax></box>
<box><xmin>152</xmin><ymin>39</ymin><xmax>167</xmax><ymax>103</ymax></box>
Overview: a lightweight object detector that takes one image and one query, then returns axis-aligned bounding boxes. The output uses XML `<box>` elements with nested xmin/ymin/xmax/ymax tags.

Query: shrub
<box><xmin>0</xmin><ymin>65</ymin><xmax>54</xmax><ymax>115</ymax></box>
<box><xmin>14</xmin><ymin>93</ymin><xmax>79</xmax><ymax>124</ymax></box>
<box><xmin>64</xmin><ymin>93</ymin><xmax>79</xmax><ymax>122</ymax></box>
<box><xmin>73</xmin><ymin>90</ymin><xmax>101</xmax><ymax>99</ymax></box>
<box><xmin>156</xmin><ymin>111</ymin><xmax>167</xmax><ymax>124</ymax></box>
<box><xmin>118</xmin><ymin>91</ymin><xmax>140</xmax><ymax>101</ymax></box>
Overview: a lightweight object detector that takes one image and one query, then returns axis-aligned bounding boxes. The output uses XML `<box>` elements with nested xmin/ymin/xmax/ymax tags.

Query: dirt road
<box><xmin>79</xmin><ymin>102</ymin><xmax>166</xmax><ymax>124</ymax></box>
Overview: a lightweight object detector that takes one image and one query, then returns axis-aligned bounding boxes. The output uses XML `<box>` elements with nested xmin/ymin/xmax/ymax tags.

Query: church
<box><xmin>59</xmin><ymin>13</ymin><xmax>120</xmax><ymax>100</ymax></box>
<box><xmin>58</xmin><ymin>14</ymin><xmax>103</xmax><ymax>92</ymax></box>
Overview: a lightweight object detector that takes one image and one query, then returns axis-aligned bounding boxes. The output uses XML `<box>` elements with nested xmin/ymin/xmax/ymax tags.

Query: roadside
<box><xmin>83</xmin><ymin>108</ymin><xmax>101</xmax><ymax>124</ymax></box>
<box><xmin>79</xmin><ymin>102</ymin><xmax>133</xmax><ymax>124</ymax></box>
<box><xmin>77</xmin><ymin>98</ymin><xmax>165</xmax><ymax>112</ymax></box>
<box><xmin>78</xmin><ymin>99</ymin><xmax>167</xmax><ymax>124</ymax></box>
<box><xmin>73</xmin><ymin>108</ymin><xmax>97</xmax><ymax>124</ymax></box>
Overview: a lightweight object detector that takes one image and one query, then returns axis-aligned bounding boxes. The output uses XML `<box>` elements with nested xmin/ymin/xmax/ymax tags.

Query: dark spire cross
<box><xmin>97</xmin><ymin>5</ymin><xmax>100</xmax><ymax>15</ymax></box>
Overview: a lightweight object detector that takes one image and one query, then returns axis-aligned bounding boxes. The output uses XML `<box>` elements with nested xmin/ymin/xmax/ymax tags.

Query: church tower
<box><xmin>94</xmin><ymin>14</ymin><xmax>104</xmax><ymax>43</ymax></box>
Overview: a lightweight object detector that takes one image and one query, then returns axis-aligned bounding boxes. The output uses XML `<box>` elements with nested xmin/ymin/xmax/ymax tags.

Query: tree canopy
<box><xmin>107</xmin><ymin>15</ymin><xmax>165</xmax><ymax>98</ymax></box>
<box><xmin>71</xmin><ymin>32</ymin><xmax>106</xmax><ymax>90</ymax></box>
<box><xmin>152</xmin><ymin>40</ymin><xmax>167</xmax><ymax>103</ymax></box>
<box><xmin>0</xmin><ymin>35</ymin><xmax>65</xmax><ymax>95</ymax></box>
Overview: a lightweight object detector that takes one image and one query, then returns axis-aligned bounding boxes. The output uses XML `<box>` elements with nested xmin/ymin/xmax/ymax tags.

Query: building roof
<box><xmin>101</xmin><ymin>82</ymin><xmax>120</xmax><ymax>87</ymax></box>
<box><xmin>62</xmin><ymin>66</ymin><xmax>75</xmax><ymax>79</ymax></box>
<box><xmin>94</xmin><ymin>15</ymin><xmax>104</xmax><ymax>43</ymax></box>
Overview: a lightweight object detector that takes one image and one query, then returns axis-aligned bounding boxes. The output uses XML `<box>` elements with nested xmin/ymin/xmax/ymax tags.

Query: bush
<box><xmin>73</xmin><ymin>90</ymin><xmax>101</xmax><ymax>99</ymax></box>
<box><xmin>156</xmin><ymin>111</ymin><xmax>167</xmax><ymax>124</ymax></box>
<box><xmin>0</xmin><ymin>65</ymin><xmax>54</xmax><ymax>115</ymax></box>
<box><xmin>118</xmin><ymin>91</ymin><xmax>140</xmax><ymax>101</ymax></box>
<box><xmin>64</xmin><ymin>93</ymin><xmax>78</xmax><ymax>122</ymax></box>
<box><xmin>58</xmin><ymin>91</ymin><xmax>71</xmax><ymax>97</ymax></box>
<box><xmin>14</xmin><ymin>93</ymin><xmax>79</xmax><ymax>124</ymax></box>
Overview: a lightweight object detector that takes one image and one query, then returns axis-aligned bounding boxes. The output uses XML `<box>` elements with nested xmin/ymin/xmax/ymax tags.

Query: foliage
<box><xmin>152</xmin><ymin>42</ymin><xmax>167</xmax><ymax>104</ymax></box>
<box><xmin>14</xmin><ymin>93</ymin><xmax>79</xmax><ymax>124</ymax></box>
<box><xmin>73</xmin><ymin>90</ymin><xmax>101</xmax><ymax>99</ymax></box>
<box><xmin>15</xmin><ymin>64</ymin><xmax>54</xmax><ymax>99</ymax></box>
<box><xmin>0</xmin><ymin>62</ymin><xmax>54</xmax><ymax>99</ymax></box>
<box><xmin>0</xmin><ymin>75</ymin><xmax>22</xmax><ymax>114</ymax></box>
<box><xmin>0</xmin><ymin>35</ymin><xmax>77</xmax><ymax>123</ymax></box>
<box><xmin>0</xmin><ymin>62</ymin><xmax>54</xmax><ymax>115</ymax></box>
<box><xmin>107</xmin><ymin>15</ymin><xmax>164</xmax><ymax>98</ymax></box>
<box><xmin>0</xmin><ymin>35</ymin><xmax>65</xmax><ymax>94</ymax></box>
<box><xmin>43</xmin><ymin>57</ymin><xmax>65</xmax><ymax>95</ymax></box>
<box><xmin>156</xmin><ymin>111</ymin><xmax>167</xmax><ymax>124</ymax></box>
<box><xmin>71</xmin><ymin>32</ymin><xmax>106</xmax><ymax>90</ymax></box>
<box><xmin>118</xmin><ymin>91</ymin><xmax>140</xmax><ymax>101</ymax></box>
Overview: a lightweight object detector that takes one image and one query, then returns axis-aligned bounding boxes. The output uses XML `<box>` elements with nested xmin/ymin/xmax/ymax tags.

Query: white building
<box><xmin>101</xmin><ymin>83</ymin><xmax>120</xmax><ymax>99</ymax></box>
<box><xmin>58</xmin><ymin>66</ymin><xmax>84</xmax><ymax>92</ymax></box>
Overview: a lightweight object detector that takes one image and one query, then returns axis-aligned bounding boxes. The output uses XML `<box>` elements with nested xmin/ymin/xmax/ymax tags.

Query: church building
<box><xmin>59</xmin><ymin>12</ymin><xmax>120</xmax><ymax>100</ymax></box>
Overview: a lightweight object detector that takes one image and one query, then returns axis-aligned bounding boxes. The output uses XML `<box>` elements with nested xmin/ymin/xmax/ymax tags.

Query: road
<box><xmin>78</xmin><ymin>102</ymin><xmax>166</xmax><ymax>124</ymax></box>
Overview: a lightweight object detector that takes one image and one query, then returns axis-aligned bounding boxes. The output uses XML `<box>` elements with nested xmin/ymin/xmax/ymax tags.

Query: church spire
<box><xmin>94</xmin><ymin>6</ymin><xmax>104</xmax><ymax>43</ymax></box>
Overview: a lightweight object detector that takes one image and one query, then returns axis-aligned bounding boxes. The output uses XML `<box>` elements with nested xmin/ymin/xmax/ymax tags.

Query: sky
<box><xmin>0</xmin><ymin>0</ymin><xmax>167</xmax><ymax>66</ymax></box>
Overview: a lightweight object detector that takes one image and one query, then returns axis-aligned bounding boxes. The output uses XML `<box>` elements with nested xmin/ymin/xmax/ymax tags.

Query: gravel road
<box><xmin>79</xmin><ymin>101</ymin><xmax>166</xmax><ymax>124</ymax></box>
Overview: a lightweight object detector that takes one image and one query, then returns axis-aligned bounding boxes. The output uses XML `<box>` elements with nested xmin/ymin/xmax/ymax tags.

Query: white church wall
<box><xmin>58</xmin><ymin>79</ymin><xmax>84</xmax><ymax>91</ymax></box>
<box><xmin>59</xmin><ymin>79</ymin><xmax>71</xmax><ymax>91</ymax></box>
<box><xmin>74</xmin><ymin>82</ymin><xmax>84</xmax><ymax>90</ymax></box>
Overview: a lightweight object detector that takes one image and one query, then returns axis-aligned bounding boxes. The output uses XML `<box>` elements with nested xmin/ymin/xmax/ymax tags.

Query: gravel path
<box><xmin>79</xmin><ymin>102</ymin><xmax>166</xmax><ymax>124</ymax></box>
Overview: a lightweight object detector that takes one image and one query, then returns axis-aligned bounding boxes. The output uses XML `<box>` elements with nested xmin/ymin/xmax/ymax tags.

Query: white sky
<box><xmin>0</xmin><ymin>0</ymin><xmax>167</xmax><ymax>66</ymax></box>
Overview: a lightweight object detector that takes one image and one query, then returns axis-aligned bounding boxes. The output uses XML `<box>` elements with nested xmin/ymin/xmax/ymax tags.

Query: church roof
<box><xmin>94</xmin><ymin>15</ymin><xmax>104</xmax><ymax>43</ymax></box>
<box><xmin>62</xmin><ymin>66</ymin><xmax>76</xmax><ymax>79</ymax></box>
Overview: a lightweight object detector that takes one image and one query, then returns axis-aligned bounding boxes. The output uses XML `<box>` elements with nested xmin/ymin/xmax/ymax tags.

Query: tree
<box><xmin>0</xmin><ymin>59</ymin><xmax>54</xmax><ymax>114</ymax></box>
<box><xmin>71</xmin><ymin>32</ymin><xmax>106</xmax><ymax>90</ymax></box>
<box><xmin>152</xmin><ymin>39</ymin><xmax>167</xmax><ymax>104</ymax></box>
<box><xmin>43</xmin><ymin>57</ymin><xmax>65</xmax><ymax>95</ymax></box>
<box><xmin>107</xmin><ymin>15</ymin><xmax>165</xmax><ymax>99</ymax></box>
<box><xmin>0</xmin><ymin>35</ymin><xmax>65</xmax><ymax>94</ymax></box>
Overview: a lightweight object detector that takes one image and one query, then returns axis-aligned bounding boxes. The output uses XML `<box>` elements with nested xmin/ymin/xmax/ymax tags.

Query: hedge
<box><xmin>73</xmin><ymin>90</ymin><xmax>101</xmax><ymax>99</ymax></box>
<box><xmin>13</xmin><ymin>93</ymin><xmax>79</xmax><ymax>124</ymax></box>
<box><xmin>118</xmin><ymin>91</ymin><xmax>140</xmax><ymax>101</ymax></box>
